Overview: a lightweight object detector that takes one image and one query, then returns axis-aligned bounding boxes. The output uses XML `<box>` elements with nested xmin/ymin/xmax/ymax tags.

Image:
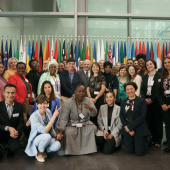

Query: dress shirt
<box><xmin>68</xmin><ymin>70</ymin><xmax>74</xmax><ymax>83</ymax></box>
<box><xmin>146</xmin><ymin>72</ymin><xmax>156</xmax><ymax>96</ymax></box>
<box><xmin>83</xmin><ymin>69</ymin><xmax>90</xmax><ymax>78</ymax></box>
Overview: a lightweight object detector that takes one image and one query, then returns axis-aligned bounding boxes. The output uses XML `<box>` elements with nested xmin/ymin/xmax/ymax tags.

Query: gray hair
<box><xmin>112</xmin><ymin>65</ymin><xmax>118</xmax><ymax>71</ymax></box>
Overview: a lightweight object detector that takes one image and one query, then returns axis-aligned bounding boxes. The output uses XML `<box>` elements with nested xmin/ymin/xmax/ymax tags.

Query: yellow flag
<box><xmin>43</xmin><ymin>40</ymin><xmax>47</xmax><ymax>70</ymax></box>
<box><xmin>90</xmin><ymin>40</ymin><xmax>93</xmax><ymax>64</ymax></box>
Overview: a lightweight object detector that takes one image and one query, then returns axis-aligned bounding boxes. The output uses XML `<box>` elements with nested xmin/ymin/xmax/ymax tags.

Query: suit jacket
<box><xmin>60</xmin><ymin>70</ymin><xmax>81</xmax><ymax>98</ymax></box>
<box><xmin>158</xmin><ymin>68</ymin><xmax>163</xmax><ymax>74</ymax></box>
<box><xmin>8</xmin><ymin>72</ymin><xmax>32</xmax><ymax>104</ymax></box>
<box><xmin>0</xmin><ymin>100</ymin><xmax>24</xmax><ymax>133</ymax></box>
<box><xmin>120</xmin><ymin>96</ymin><xmax>149</xmax><ymax>137</ymax></box>
<box><xmin>96</xmin><ymin>104</ymin><xmax>122</xmax><ymax>147</ymax></box>
<box><xmin>140</xmin><ymin>71</ymin><xmax>159</xmax><ymax>103</ymax></box>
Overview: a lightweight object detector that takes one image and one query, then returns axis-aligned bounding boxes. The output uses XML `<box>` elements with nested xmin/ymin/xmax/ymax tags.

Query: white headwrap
<box><xmin>48</xmin><ymin>59</ymin><xmax>58</xmax><ymax>73</ymax></box>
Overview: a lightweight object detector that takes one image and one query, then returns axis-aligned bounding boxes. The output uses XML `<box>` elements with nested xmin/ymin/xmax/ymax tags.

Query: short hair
<box><xmin>66</xmin><ymin>58</ymin><xmax>75</xmax><ymax>64</ymax></box>
<box><xmin>127</xmin><ymin>59</ymin><xmax>133</xmax><ymax>62</ymax></box>
<box><xmin>16</xmin><ymin>62</ymin><xmax>26</xmax><ymax>68</ymax></box>
<box><xmin>104</xmin><ymin>61</ymin><xmax>112</xmax><ymax>69</ymax></box>
<box><xmin>112</xmin><ymin>65</ymin><xmax>118</xmax><ymax>71</ymax></box>
<box><xmin>105</xmin><ymin>91</ymin><xmax>115</xmax><ymax>98</ymax></box>
<box><xmin>8</xmin><ymin>58</ymin><xmax>18</xmax><ymax>69</ymax></box>
<box><xmin>62</xmin><ymin>59</ymin><xmax>67</xmax><ymax>62</ymax></box>
<box><xmin>36</xmin><ymin>94</ymin><xmax>48</xmax><ymax>104</ymax></box>
<box><xmin>119</xmin><ymin>65</ymin><xmax>126</xmax><ymax>72</ymax></box>
<box><xmin>78</xmin><ymin>59</ymin><xmax>84</xmax><ymax>63</ymax></box>
<box><xmin>59</xmin><ymin>62</ymin><xmax>65</xmax><ymax>66</ymax></box>
<box><xmin>124</xmin><ymin>82</ymin><xmax>138</xmax><ymax>91</ymax></box>
<box><xmin>145</xmin><ymin>59</ymin><xmax>157</xmax><ymax>70</ymax></box>
<box><xmin>133</xmin><ymin>59</ymin><xmax>137</xmax><ymax>63</ymax></box>
<box><xmin>75</xmin><ymin>81</ymin><xmax>85</xmax><ymax>90</ymax></box>
<box><xmin>29</xmin><ymin>59</ymin><xmax>38</xmax><ymax>67</ymax></box>
<box><xmin>136</xmin><ymin>53</ymin><xmax>146</xmax><ymax>61</ymax></box>
<box><xmin>4</xmin><ymin>84</ymin><xmax>16</xmax><ymax>90</ymax></box>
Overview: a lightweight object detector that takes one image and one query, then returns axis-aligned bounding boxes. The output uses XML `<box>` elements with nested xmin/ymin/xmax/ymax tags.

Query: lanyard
<box><xmin>76</xmin><ymin>102</ymin><xmax>83</xmax><ymax>121</ymax></box>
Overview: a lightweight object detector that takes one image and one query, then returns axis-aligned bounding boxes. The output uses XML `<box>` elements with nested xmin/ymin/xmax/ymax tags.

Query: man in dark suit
<box><xmin>0</xmin><ymin>84</ymin><xmax>24</xmax><ymax>159</ymax></box>
<box><xmin>77</xmin><ymin>60</ymin><xmax>91</xmax><ymax>96</ymax></box>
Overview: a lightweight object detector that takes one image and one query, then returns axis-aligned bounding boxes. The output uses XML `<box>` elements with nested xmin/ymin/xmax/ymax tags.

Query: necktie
<box><xmin>86</xmin><ymin>71</ymin><xmax>88</xmax><ymax>79</ymax></box>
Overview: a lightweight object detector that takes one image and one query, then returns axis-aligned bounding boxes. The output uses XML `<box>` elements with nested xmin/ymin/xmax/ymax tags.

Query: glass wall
<box><xmin>56</xmin><ymin>0</ymin><xmax>74</xmax><ymax>12</ymax></box>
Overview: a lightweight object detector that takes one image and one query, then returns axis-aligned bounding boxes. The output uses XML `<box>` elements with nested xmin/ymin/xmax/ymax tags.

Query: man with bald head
<box><xmin>39</xmin><ymin>60</ymin><xmax>49</xmax><ymax>76</ymax></box>
<box><xmin>77</xmin><ymin>60</ymin><xmax>91</xmax><ymax>95</ymax></box>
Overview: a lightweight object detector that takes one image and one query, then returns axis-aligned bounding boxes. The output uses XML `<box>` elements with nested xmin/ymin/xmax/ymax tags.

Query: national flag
<box><xmin>166</xmin><ymin>41</ymin><xmax>168</xmax><ymax>56</ymax></box>
<box><xmin>15</xmin><ymin>38</ymin><xmax>19</xmax><ymax>61</ymax></box>
<box><xmin>19</xmin><ymin>37</ymin><xmax>24</xmax><ymax>62</ymax></box>
<box><xmin>93</xmin><ymin>40</ymin><xmax>97</xmax><ymax>62</ymax></box>
<box><xmin>131</xmin><ymin>41</ymin><xmax>135</xmax><ymax>60</ymax></box>
<box><xmin>54</xmin><ymin>39</ymin><xmax>58</xmax><ymax>62</ymax></box>
<box><xmin>43</xmin><ymin>40</ymin><xmax>47</xmax><ymax>70</ymax></box>
<box><xmin>139</xmin><ymin>41</ymin><xmax>142</xmax><ymax>53</ymax></box>
<box><xmin>62</xmin><ymin>40</ymin><xmax>65</xmax><ymax>60</ymax></box>
<box><xmin>27</xmin><ymin>39</ymin><xmax>31</xmax><ymax>72</ymax></box>
<box><xmin>70</xmin><ymin>40</ymin><xmax>73</xmax><ymax>58</ymax></box>
<box><xmin>127</xmin><ymin>40</ymin><xmax>131</xmax><ymax>60</ymax></box>
<box><xmin>12</xmin><ymin>39</ymin><xmax>15</xmax><ymax>58</ymax></box>
<box><xmin>58</xmin><ymin>39</ymin><xmax>61</xmax><ymax>63</ymax></box>
<box><xmin>47</xmin><ymin>39</ymin><xmax>50</xmax><ymax>61</ymax></box>
<box><xmin>101</xmin><ymin>39</ymin><xmax>105</xmax><ymax>61</ymax></box>
<box><xmin>3</xmin><ymin>39</ymin><xmax>8</xmax><ymax>68</ymax></box>
<box><xmin>150</xmin><ymin>41</ymin><xmax>153</xmax><ymax>59</ymax></box>
<box><xmin>51</xmin><ymin>37</ymin><xmax>54</xmax><ymax>61</ymax></box>
<box><xmin>39</xmin><ymin>39</ymin><xmax>43</xmax><ymax>72</ymax></box>
<box><xmin>162</xmin><ymin>42</ymin><xmax>166</xmax><ymax>58</ymax></box>
<box><xmin>1</xmin><ymin>39</ymin><xmax>4</xmax><ymax>62</ymax></box>
<box><xmin>66</xmin><ymin>42</ymin><xmax>68</xmax><ymax>59</ymax></box>
<box><xmin>120</xmin><ymin>41</ymin><xmax>124</xmax><ymax>63</ymax></box>
<box><xmin>23</xmin><ymin>37</ymin><xmax>27</xmax><ymax>64</ymax></box>
<box><xmin>74</xmin><ymin>39</ymin><xmax>78</xmax><ymax>69</ymax></box>
<box><xmin>82</xmin><ymin>39</ymin><xmax>85</xmax><ymax>60</ymax></box>
<box><xmin>34</xmin><ymin>40</ymin><xmax>38</xmax><ymax>61</ymax></box>
<box><xmin>169</xmin><ymin>41</ymin><xmax>170</xmax><ymax>54</ymax></box>
<box><xmin>135</xmin><ymin>41</ymin><xmax>138</xmax><ymax>57</ymax></box>
<box><xmin>112</xmin><ymin>41</ymin><xmax>116</xmax><ymax>65</ymax></box>
<box><xmin>108</xmin><ymin>41</ymin><xmax>112</xmax><ymax>63</ymax></box>
<box><xmin>97</xmin><ymin>39</ymin><xmax>100</xmax><ymax>62</ymax></box>
<box><xmin>78</xmin><ymin>39</ymin><xmax>81</xmax><ymax>61</ymax></box>
<box><xmin>90</xmin><ymin>39</ymin><xmax>93</xmax><ymax>64</ymax></box>
<box><xmin>154</xmin><ymin>40</ymin><xmax>157</xmax><ymax>62</ymax></box>
<box><xmin>157</xmin><ymin>42</ymin><xmax>161</xmax><ymax>69</ymax></box>
<box><xmin>86</xmin><ymin>39</ymin><xmax>89</xmax><ymax>59</ymax></box>
<box><xmin>146</xmin><ymin>41</ymin><xmax>150</xmax><ymax>59</ymax></box>
<box><xmin>9</xmin><ymin>39</ymin><xmax>12</xmax><ymax>59</ymax></box>
<box><xmin>67</xmin><ymin>42</ymin><xmax>70</xmax><ymax>59</ymax></box>
<box><xmin>124</xmin><ymin>41</ymin><xmax>127</xmax><ymax>64</ymax></box>
<box><xmin>142</xmin><ymin>41</ymin><xmax>146</xmax><ymax>54</ymax></box>
<box><xmin>31</xmin><ymin>39</ymin><xmax>34</xmax><ymax>59</ymax></box>
<box><xmin>105</xmin><ymin>40</ymin><xmax>108</xmax><ymax>62</ymax></box>
<box><xmin>116</xmin><ymin>40</ymin><xmax>119</xmax><ymax>63</ymax></box>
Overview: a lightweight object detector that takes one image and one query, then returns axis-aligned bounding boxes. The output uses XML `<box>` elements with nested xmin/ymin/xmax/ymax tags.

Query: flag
<box><xmin>1</xmin><ymin>39</ymin><xmax>4</xmax><ymax>62</ymax></box>
<box><xmin>58</xmin><ymin>39</ymin><xmax>62</xmax><ymax>63</ymax></box>
<box><xmin>39</xmin><ymin>39</ymin><xmax>43</xmax><ymax>72</ymax></box>
<box><xmin>74</xmin><ymin>40</ymin><xmax>78</xmax><ymax>69</ymax></box>
<box><xmin>54</xmin><ymin>39</ymin><xmax>58</xmax><ymax>62</ymax></box>
<box><xmin>105</xmin><ymin>40</ymin><xmax>108</xmax><ymax>62</ymax></box>
<box><xmin>3</xmin><ymin>39</ymin><xmax>8</xmax><ymax>68</ymax></box>
<box><xmin>19</xmin><ymin>37</ymin><xmax>24</xmax><ymax>62</ymax></box>
<box><xmin>150</xmin><ymin>41</ymin><xmax>153</xmax><ymax>59</ymax></box>
<box><xmin>90</xmin><ymin>39</ymin><xmax>93</xmax><ymax>64</ymax></box>
<box><xmin>131</xmin><ymin>41</ymin><xmax>135</xmax><ymax>60</ymax></box>
<box><xmin>34</xmin><ymin>40</ymin><xmax>38</xmax><ymax>61</ymax></box>
<box><xmin>108</xmin><ymin>41</ymin><xmax>112</xmax><ymax>63</ymax></box>
<box><xmin>70</xmin><ymin>40</ymin><xmax>73</xmax><ymax>58</ymax></box>
<box><xmin>67</xmin><ymin>42</ymin><xmax>70</xmax><ymax>59</ymax></box>
<box><xmin>139</xmin><ymin>41</ymin><xmax>142</xmax><ymax>53</ymax></box>
<box><xmin>127</xmin><ymin>40</ymin><xmax>131</xmax><ymax>60</ymax></box>
<box><xmin>66</xmin><ymin>42</ymin><xmax>68</xmax><ymax>59</ymax></box>
<box><xmin>82</xmin><ymin>39</ymin><xmax>85</xmax><ymax>60</ymax></box>
<box><xmin>154</xmin><ymin>40</ymin><xmax>157</xmax><ymax>62</ymax></box>
<box><xmin>116</xmin><ymin>40</ymin><xmax>119</xmax><ymax>63</ymax></box>
<box><xmin>15</xmin><ymin>39</ymin><xmax>19</xmax><ymax>61</ymax></box>
<box><xmin>120</xmin><ymin>41</ymin><xmax>124</xmax><ymax>63</ymax></box>
<box><xmin>9</xmin><ymin>39</ymin><xmax>12</xmax><ymax>59</ymax></box>
<box><xmin>43</xmin><ymin>40</ymin><xmax>47</xmax><ymax>70</ymax></box>
<box><xmin>162</xmin><ymin>42</ymin><xmax>166</xmax><ymax>58</ymax></box>
<box><xmin>124</xmin><ymin>41</ymin><xmax>127</xmax><ymax>64</ymax></box>
<box><xmin>12</xmin><ymin>39</ymin><xmax>15</xmax><ymax>58</ymax></box>
<box><xmin>101</xmin><ymin>39</ymin><xmax>105</xmax><ymax>61</ymax></box>
<box><xmin>169</xmin><ymin>41</ymin><xmax>170</xmax><ymax>54</ymax></box>
<box><xmin>97</xmin><ymin>39</ymin><xmax>100</xmax><ymax>62</ymax></box>
<box><xmin>146</xmin><ymin>41</ymin><xmax>150</xmax><ymax>59</ymax></box>
<box><xmin>135</xmin><ymin>41</ymin><xmax>138</xmax><ymax>57</ymax></box>
<box><xmin>31</xmin><ymin>39</ymin><xmax>34</xmax><ymax>59</ymax></box>
<box><xmin>86</xmin><ymin>39</ymin><xmax>89</xmax><ymax>59</ymax></box>
<box><xmin>142</xmin><ymin>41</ymin><xmax>146</xmax><ymax>54</ymax></box>
<box><xmin>47</xmin><ymin>39</ymin><xmax>50</xmax><ymax>61</ymax></box>
<box><xmin>78</xmin><ymin>40</ymin><xmax>81</xmax><ymax>61</ymax></box>
<box><xmin>157</xmin><ymin>42</ymin><xmax>161</xmax><ymax>69</ymax></box>
<box><xmin>166</xmin><ymin>41</ymin><xmax>168</xmax><ymax>56</ymax></box>
<box><xmin>93</xmin><ymin>40</ymin><xmax>97</xmax><ymax>62</ymax></box>
<box><xmin>112</xmin><ymin>41</ymin><xmax>116</xmax><ymax>65</ymax></box>
<box><xmin>27</xmin><ymin>39</ymin><xmax>31</xmax><ymax>72</ymax></box>
<box><xmin>51</xmin><ymin>37</ymin><xmax>54</xmax><ymax>61</ymax></box>
<box><xmin>23</xmin><ymin>37</ymin><xmax>27</xmax><ymax>64</ymax></box>
<box><xmin>62</xmin><ymin>40</ymin><xmax>65</xmax><ymax>60</ymax></box>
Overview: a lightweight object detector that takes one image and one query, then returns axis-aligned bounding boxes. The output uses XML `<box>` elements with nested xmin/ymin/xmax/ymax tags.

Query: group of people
<box><xmin>0</xmin><ymin>52</ymin><xmax>170</xmax><ymax>163</ymax></box>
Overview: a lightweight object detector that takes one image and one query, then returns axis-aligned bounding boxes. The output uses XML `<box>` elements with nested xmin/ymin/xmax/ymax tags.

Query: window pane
<box><xmin>57</xmin><ymin>0</ymin><xmax>74</xmax><ymax>12</ymax></box>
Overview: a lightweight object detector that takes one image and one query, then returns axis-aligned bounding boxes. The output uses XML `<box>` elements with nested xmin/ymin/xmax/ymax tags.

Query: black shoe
<box><xmin>7</xmin><ymin>149</ymin><xmax>14</xmax><ymax>158</ymax></box>
<box><xmin>163</xmin><ymin>140</ymin><xmax>168</xmax><ymax>145</ymax></box>
<box><xmin>0</xmin><ymin>148</ymin><xmax>3</xmax><ymax>160</ymax></box>
<box><xmin>163</xmin><ymin>148</ymin><xmax>170</xmax><ymax>153</ymax></box>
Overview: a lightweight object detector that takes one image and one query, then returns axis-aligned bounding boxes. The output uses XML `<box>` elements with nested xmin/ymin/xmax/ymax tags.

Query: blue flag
<box><xmin>74</xmin><ymin>40</ymin><xmax>78</xmax><ymax>69</ymax></box>
<box><xmin>62</xmin><ymin>40</ymin><xmax>65</xmax><ymax>60</ymax></box>
<box><xmin>166</xmin><ymin>41</ymin><xmax>168</xmax><ymax>56</ymax></box>
<box><xmin>12</xmin><ymin>39</ymin><xmax>15</xmax><ymax>58</ymax></box>
<box><xmin>154</xmin><ymin>41</ymin><xmax>157</xmax><ymax>62</ymax></box>
<box><xmin>118</xmin><ymin>41</ymin><xmax>121</xmax><ymax>62</ymax></box>
<box><xmin>131</xmin><ymin>42</ymin><xmax>135</xmax><ymax>60</ymax></box>
<box><xmin>32</xmin><ymin>40</ymin><xmax>34</xmax><ymax>59</ymax></box>
<box><xmin>112</xmin><ymin>41</ymin><xmax>115</xmax><ymax>64</ymax></box>
<box><xmin>3</xmin><ymin>40</ymin><xmax>8</xmax><ymax>68</ymax></box>
<box><xmin>127</xmin><ymin>41</ymin><xmax>131</xmax><ymax>59</ymax></box>
<box><xmin>93</xmin><ymin>40</ymin><xmax>96</xmax><ymax>61</ymax></box>
<box><xmin>146</xmin><ymin>41</ymin><xmax>150</xmax><ymax>59</ymax></box>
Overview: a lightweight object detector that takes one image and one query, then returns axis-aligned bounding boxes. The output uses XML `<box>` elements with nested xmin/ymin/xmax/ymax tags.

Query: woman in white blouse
<box><xmin>127</xmin><ymin>65</ymin><xmax>142</xmax><ymax>97</ymax></box>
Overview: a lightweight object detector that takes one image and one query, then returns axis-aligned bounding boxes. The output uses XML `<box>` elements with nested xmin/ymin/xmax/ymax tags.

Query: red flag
<box><xmin>47</xmin><ymin>40</ymin><xmax>50</xmax><ymax>61</ymax></box>
<box><xmin>135</xmin><ymin>41</ymin><xmax>138</xmax><ymax>57</ymax></box>
<box><xmin>163</xmin><ymin>43</ymin><xmax>166</xmax><ymax>58</ymax></box>
<box><xmin>142</xmin><ymin>41</ymin><xmax>145</xmax><ymax>54</ymax></box>
<box><xmin>54</xmin><ymin>40</ymin><xmax>58</xmax><ymax>62</ymax></box>
<box><xmin>139</xmin><ymin>41</ymin><xmax>142</xmax><ymax>53</ymax></box>
<box><xmin>34</xmin><ymin>40</ymin><xmax>38</xmax><ymax>61</ymax></box>
<box><xmin>39</xmin><ymin>40</ymin><xmax>43</xmax><ymax>72</ymax></box>
<box><xmin>150</xmin><ymin>42</ymin><xmax>153</xmax><ymax>59</ymax></box>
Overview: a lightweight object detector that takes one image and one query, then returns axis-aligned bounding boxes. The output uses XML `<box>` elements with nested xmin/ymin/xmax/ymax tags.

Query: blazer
<box><xmin>0</xmin><ymin>100</ymin><xmax>24</xmax><ymax>134</ymax></box>
<box><xmin>8</xmin><ymin>72</ymin><xmax>32</xmax><ymax>104</ymax></box>
<box><xmin>140</xmin><ymin>71</ymin><xmax>159</xmax><ymax>103</ymax></box>
<box><xmin>120</xmin><ymin>96</ymin><xmax>149</xmax><ymax>137</ymax></box>
<box><xmin>158</xmin><ymin>68</ymin><xmax>163</xmax><ymax>74</ymax></box>
<box><xmin>96</xmin><ymin>104</ymin><xmax>122</xmax><ymax>147</ymax></box>
<box><xmin>25</xmin><ymin>109</ymin><xmax>55</xmax><ymax>157</ymax></box>
<box><xmin>30</xmin><ymin>97</ymin><xmax>60</xmax><ymax>128</ymax></box>
<box><xmin>60</xmin><ymin>70</ymin><xmax>81</xmax><ymax>98</ymax></box>
<box><xmin>77</xmin><ymin>69</ymin><xmax>89</xmax><ymax>87</ymax></box>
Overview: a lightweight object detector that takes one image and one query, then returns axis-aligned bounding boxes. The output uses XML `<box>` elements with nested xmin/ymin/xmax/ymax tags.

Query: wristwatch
<box><xmin>95</xmin><ymin>96</ymin><xmax>98</xmax><ymax>100</ymax></box>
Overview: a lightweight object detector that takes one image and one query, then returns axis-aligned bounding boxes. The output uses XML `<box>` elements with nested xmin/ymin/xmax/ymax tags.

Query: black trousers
<box><xmin>124</xmin><ymin>133</ymin><xmax>149</xmax><ymax>156</ymax></box>
<box><xmin>95</xmin><ymin>136</ymin><xmax>116</xmax><ymax>154</ymax></box>
<box><xmin>0</xmin><ymin>130</ymin><xmax>20</xmax><ymax>152</ymax></box>
<box><xmin>161</xmin><ymin>109</ymin><xmax>170</xmax><ymax>149</ymax></box>
<box><xmin>146</xmin><ymin>101</ymin><xmax>163</xmax><ymax>145</ymax></box>
<box><xmin>23</xmin><ymin>125</ymin><xmax>31</xmax><ymax>139</ymax></box>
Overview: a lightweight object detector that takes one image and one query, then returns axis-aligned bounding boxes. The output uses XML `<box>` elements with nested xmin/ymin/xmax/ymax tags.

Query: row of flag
<box><xmin>1</xmin><ymin>36</ymin><xmax>169</xmax><ymax>71</ymax></box>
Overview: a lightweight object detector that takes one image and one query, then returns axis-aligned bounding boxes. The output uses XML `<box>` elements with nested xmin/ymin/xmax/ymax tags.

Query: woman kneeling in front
<box><xmin>120</xmin><ymin>82</ymin><xmax>150</xmax><ymax>156</ymax></box>
<box><xmin>25</xmin><ymin>94</ymin><xmax>61</xmax><ymax>162</ymax></box>
<box><xmin>96</xmin><ymin>91</ymin><xmax>122</xmax><ymax>154</ymax></box>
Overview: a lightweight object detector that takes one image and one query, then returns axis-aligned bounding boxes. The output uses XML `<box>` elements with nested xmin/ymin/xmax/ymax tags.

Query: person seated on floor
<box><xmin>56</xmin><ymin>81</ymin><xmax>98</xmax><ymax>156</ymax></box>
<box><xmin>25</xmin><ymin>94</ymin><xmax>61</xmax><ymax>163</ymax></box>
<box><xmin>120</xmin><ymin>82</ymin><xmax>150</xmax><ymax>156</ymax></box>
<box><xmin>96</xmin><ymin>91</ymin><xmax>122</xmax><ymax>154</ymax></box>
<box><xmin>0</xmin><ymin>84</ymin><xmax>24</xmax><ymax>159</ymax></box>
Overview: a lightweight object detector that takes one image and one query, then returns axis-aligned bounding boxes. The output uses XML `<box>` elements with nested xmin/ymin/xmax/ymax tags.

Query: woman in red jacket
<box><xmin>8</xmin><ymin>62</ymin><xmax>32</xmax><ymax>123</ymax></box>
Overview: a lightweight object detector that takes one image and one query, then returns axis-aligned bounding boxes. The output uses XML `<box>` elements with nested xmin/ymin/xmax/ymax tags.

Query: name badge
<box><xmin>108</xmin><ymin>126</ymin><xmax>111</xmax><ymax>130</ymax></box>
<box><xmin>13</xmin><ymin>113</ymin><xmax>19</xmax><ymax>117</ymax></box>
<box><xmin>25</xmin><ymin>79</ymin><xmax>29</xmax><ymax>82</ymax></box>
<box><xmin>76</xmin><ymin>123</ymin><xmax>82</xmax><ymax>128</ymax></box>
<box><xmin>79</xmin><ymin>113</ymin><xmax>85</xmax><ymax>119</ymax></box>
<box><xmin>166</xmin><ymin>90</ymin><xmax>170</xmax><ymax>94</ymax></box>
<box><xmin>28</xmin><ymin>94</ymin><xmax>30</xmax><ymax>97</ymax></box>
<box><xmin>94</xmin><ymin>91</ymin><xmax>99</xmax><ymax>95</ymax></box>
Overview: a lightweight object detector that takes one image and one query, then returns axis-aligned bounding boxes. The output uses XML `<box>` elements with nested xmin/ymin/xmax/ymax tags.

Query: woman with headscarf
<box><xmin>37</xmin><ymin>59</ymin><xmax>60</xmax><ymax>99</ymax></box>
